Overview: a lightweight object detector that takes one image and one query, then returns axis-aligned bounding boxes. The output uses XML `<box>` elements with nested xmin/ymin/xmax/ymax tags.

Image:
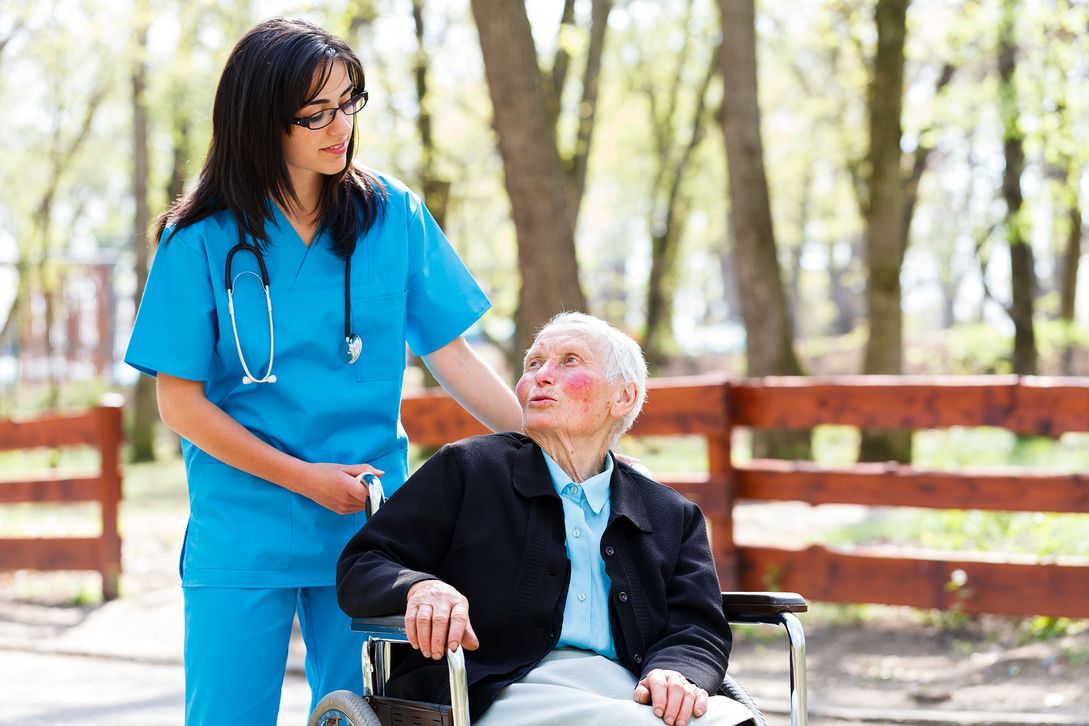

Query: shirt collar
<box><xmin>541</xmin><ymin>450</ymin><xmax>613</xmax><ymax>515</ymax></box>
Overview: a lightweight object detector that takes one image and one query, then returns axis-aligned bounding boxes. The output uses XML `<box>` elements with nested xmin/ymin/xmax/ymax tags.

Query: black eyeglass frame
<box><xmin>290</xmin><ymin>90</ymin><xmax>369</xmax><ymax>130</ymax></box>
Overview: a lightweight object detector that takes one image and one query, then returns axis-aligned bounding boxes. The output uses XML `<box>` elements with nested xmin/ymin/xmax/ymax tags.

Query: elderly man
<box><xmin>337</xmin><ymin>312</ymin><xmax>755</xmax><ymax>726</ymax></box>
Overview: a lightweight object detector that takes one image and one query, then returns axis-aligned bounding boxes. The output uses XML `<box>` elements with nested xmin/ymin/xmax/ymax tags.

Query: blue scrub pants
<box><xmin>183</xmin><ymin>585</ymin><xmax>364</xmax><ymax>724</ymax></box>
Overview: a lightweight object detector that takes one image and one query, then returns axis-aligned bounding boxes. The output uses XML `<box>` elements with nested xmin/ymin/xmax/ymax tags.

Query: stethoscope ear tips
<box><xmin>242</xmin><ymin>376</ymin><xmax>254</xmax><ymax>385</ymax></box>
<box><xmin>267</xmin><ymin>374</ymin><xmax>278</xmax><ymax>383</ymax></box>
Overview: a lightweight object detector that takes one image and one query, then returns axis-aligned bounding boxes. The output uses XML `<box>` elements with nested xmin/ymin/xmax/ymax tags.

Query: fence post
<box><xmin>96</xmin><ymin>397</ymin><xmax>124</xmax><ymax>601</ymax></box>
<box><xmin>708</xmin><ymin>379</ymin><xmax>737</xmax><ymax>590</ymax></box>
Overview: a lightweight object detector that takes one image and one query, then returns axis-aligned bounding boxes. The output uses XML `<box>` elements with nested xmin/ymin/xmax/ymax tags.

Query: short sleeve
<box><xmin>124</xmin><ymin>229</ymin><xmax>218</xmax><ymax>381</ymax></box>
<box><xmin>404</xmin><ymin>201</ymin><xmax>490</xmax><ymax>356</ymax></box>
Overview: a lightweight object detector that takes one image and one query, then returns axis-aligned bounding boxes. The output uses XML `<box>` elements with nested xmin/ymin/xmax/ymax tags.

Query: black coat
<box><xmin>337</xmin><ymin>433</ymin><xmax>732</xmax><ymax>720</ymax></box>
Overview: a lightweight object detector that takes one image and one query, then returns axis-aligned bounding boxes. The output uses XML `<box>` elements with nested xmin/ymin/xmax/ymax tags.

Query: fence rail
<box><xmin>0</xmin><ymin>401</ymin><xmax>123</xmax><ymax>600</ymax></box>
<box><xmin>400</xmin><ymin>375</ymin><xmax>1089</xmax><ymax>619</ymax></box>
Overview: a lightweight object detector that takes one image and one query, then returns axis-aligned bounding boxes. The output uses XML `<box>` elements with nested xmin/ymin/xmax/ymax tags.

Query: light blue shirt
<box><xmin>542</xmin><ymin>450</ymin><xmax>617</xmax><ymax>660</ymax></box>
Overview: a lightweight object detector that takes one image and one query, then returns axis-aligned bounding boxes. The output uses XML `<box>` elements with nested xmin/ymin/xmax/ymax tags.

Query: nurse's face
<box><xmin>283</xmin><ymin>60</ymin><xmax>355</xmax><ymax>194</ymax></box>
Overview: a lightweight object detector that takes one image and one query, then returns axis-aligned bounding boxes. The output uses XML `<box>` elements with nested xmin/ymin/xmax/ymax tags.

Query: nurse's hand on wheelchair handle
<box><xmin>298</xmin><ymin>462</ymin><xmax>383</xmax><ymax>515</ymax></box>
<box><xmin>405</xmin><ymin>580</ymin><xmax>480</xmax><ymax>660</ymax></box>
<box><xmin>633</xmin><ymin>668</ymin><xmax>708</xmax><ymax>726</ymax></box>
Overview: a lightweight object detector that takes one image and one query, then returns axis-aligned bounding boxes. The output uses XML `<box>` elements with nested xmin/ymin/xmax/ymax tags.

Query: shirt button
<box><xmin>618</xmin><ymin>591</ymin><xmax>629</xmax><ymax>603</ymax></box>
<box><xmin>572</xmin><ymin>528</ymin><xmax>582</xmax><ymax>539</ymax></box>
<box><xmin>634</xmin><ymin>654</ymin><xmax>643</xmax><ymax>665</ymax></box>
<box><xmin>577</xmin><ymin>592</ymin><xmax>587</xmax><ymax>602</ymax></box>
<box><xmin>604</xmin><ymin>546</ymin><xmax>616</xmax><ymax>556</ymax></box>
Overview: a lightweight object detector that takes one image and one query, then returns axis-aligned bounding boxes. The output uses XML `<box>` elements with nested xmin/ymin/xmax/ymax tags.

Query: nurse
<box><xmin>124</xmin><ymin>17</ymin><xmax>522</xmax><ymax>724</ymax></box>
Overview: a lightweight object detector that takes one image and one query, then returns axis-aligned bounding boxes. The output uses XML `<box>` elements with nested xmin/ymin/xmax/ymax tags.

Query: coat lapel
<box><xmin>609</xmin><ymin>463</ymin><xmax>654</xmax><ymax>533</ymax></box>
<box><xmin>512</xmin><ymin>441</ymin><xmax>557</xmax><ymax>500</ymax></box>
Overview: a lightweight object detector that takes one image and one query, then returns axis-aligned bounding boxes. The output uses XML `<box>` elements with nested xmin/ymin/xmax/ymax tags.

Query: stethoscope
<box><xmin>225</xmin><ymin>240</ymin><xmax>362</xmax><ymax>385</ymax></box>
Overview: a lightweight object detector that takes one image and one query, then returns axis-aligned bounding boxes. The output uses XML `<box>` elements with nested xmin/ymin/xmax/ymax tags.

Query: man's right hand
<box><xmin>405</xmin><ymin>580</ymin><xmax>480</xmax><ymax>659</ymax></box>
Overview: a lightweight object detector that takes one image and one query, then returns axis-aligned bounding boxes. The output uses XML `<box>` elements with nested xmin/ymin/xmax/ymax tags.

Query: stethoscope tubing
<box><xmin>228</xmin><ymin>272</ymin><xmax>277</xmax><ymax>384</ymax></box>
<box><xmin>224</xmin><ymin>238</ymin><xmax>358</xmax><ymax>385</ymax></box>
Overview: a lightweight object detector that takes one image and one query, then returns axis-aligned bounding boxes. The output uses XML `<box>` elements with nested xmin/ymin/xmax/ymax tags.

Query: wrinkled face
<box><xmin>516</xmin><ymin>329</ymin><xmax>618</xmax><ymax>440</ymax></box>
<box><xmin>282</xmin><ymin>60</ymin><xmax>354</xmax><ymax>191</ymax></box>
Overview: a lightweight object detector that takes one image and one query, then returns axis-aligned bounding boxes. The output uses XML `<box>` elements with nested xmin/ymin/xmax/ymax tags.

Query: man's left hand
<box><xmin>633</xmin><ymin>669</ymin><xmax>708</xmax><ymax>726</ymax></box>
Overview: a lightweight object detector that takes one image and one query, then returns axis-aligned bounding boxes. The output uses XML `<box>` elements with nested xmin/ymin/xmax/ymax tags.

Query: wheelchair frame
<box><xmin>338</xmin><ymin>591</ymin><xmax>807</xmax><ymax>726</ymax></box>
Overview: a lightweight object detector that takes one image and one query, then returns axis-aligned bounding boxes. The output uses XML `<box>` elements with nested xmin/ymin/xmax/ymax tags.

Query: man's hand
<box><xmin>633</xmin><ymin>669</ymin><xmax>709</xmax><ymax>726</ymax></box>
<box><xmin>405</xmin><ymin>580</ymin><xmax>480</xmax><ymax>659</ymax></box>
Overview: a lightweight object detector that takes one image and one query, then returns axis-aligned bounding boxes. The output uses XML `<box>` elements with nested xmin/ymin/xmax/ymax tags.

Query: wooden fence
<box><xmin>0</xmin><ymin>400</ymin><xmax>124</xmax><ymax>600</ymax></box>
<box><xmin>401</xmin><ymin>375</ymin><xmax>1089</xmax><ymax>619</ymax></box>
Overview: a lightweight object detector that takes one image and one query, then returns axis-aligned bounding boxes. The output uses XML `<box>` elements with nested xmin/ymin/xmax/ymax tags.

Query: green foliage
<box><xmin>1023</xmin><ymin>616</ymin><xmax>1077</xmax><ymax>643</ymax></box>
<box><xmin>827</xmin><ymin>506</ymin><xmax>1089</xmax><ymax>559</ymax></box>
<box><xmin>618</xmin><ymin>435</ymin><xmax>707</xmax><ymax>472</ymax></box>
<box><xmin>944</xmin><ymin>324</ymin><xmax>1014</xmax><ymax>374</ymax></box>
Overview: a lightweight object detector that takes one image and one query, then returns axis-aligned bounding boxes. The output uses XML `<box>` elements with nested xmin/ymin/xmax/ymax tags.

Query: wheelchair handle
<box><xmin>358</xmin><ymin>472</ymin><xmax>385</xmax><ymax>519</ymax></box>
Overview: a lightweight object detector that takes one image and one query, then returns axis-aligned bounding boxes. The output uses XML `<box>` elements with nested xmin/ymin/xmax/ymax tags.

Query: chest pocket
<box><xmin>352</xmin><ymin>291</ymin><xmax>408</xmax><ymax>382</ymax></box>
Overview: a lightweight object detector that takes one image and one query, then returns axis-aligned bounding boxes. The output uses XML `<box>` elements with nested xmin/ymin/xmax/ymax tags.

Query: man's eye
<box><xmin>565</xmin><ymin>356</ymin><xmax>579</xmax><ymax>365</ymax></box>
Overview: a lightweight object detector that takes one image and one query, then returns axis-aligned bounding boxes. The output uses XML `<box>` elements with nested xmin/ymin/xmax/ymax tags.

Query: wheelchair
<box><xmin>311</xmin><ymin>478</ymin><xmax>808</xmax><ymax>726</ymax></box>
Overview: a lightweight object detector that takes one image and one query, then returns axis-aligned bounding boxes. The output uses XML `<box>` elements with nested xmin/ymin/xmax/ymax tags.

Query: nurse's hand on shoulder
<box><xmin>299</xmin><ymin>463</ymin><xmax>383</xmax><ymax>514</ymax></box>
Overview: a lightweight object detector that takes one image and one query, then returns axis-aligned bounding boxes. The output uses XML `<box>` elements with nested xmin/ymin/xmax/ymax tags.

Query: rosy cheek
<box><xmin>561</xmin><ymin>373</ymin><xmax>596</xmax><ymax>405</ymax></box>
<box><xmin>515</xmin><ymin>376</ymin><xmax>531</xmax><ymax>402</ymax></box>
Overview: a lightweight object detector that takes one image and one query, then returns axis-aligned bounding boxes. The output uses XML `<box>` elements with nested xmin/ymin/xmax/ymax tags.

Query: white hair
<box><xmin>534</xmin><ymin>311</ymin><xmax>648</xmax><ymax>445</ymax></box>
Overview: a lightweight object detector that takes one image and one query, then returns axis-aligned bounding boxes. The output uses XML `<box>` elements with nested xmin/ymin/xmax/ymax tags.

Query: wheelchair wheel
<box><xmin>721</xmin><ymin>673</ymin><xmax>767</xmax><ymax>726</ymax></box>
<box><xmin>309</xmin><ymin>689</ymin><xmax>381</xmax><ymax>726</ymax></box>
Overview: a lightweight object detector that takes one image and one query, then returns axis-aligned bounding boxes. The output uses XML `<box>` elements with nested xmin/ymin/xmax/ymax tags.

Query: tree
<box><xmin>1040</xmin><ymin>0</ymin><xmax>1086</xmax><ymax>374</ymax></box>
<box><xmin>717</xmin><ymin>0</ymin><xmax>810</xmax><ymax>459</ymax></box>
<box><xmin>0</xmin><ymin>13</ymin><xmax>111</xmax><ymax>413</ymax></box>
<box><xmin>998</xmin><ymin>0</ymin><xmax>1036</xmax><ymax>376</ymax></box>
<box><xmin>411</xmin><ymin>0</ymin><xmax>451</xmax><ymax>230</ymax></box>
<box><xmin>470</xmin><ymin>0</ymin><xmax>591</xmax><ymax>359</ymax></box>
<box><xmin>858</xmin><ymin>0</ymin><xmax>910</xmax><ymax>462</ymax></box>
<box><xmin>638</xmin><ymin>5</ymin><xmax>720</xmax><ymax>369</ymax></box>
<box><xmin>129</xmin><ymin>0</ymin><xmax>156</xmax><ymax>462</ymax></box>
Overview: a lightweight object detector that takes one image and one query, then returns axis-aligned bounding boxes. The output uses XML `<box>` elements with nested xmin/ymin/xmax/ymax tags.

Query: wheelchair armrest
<box><xmin>351</xmin><ymin>615</ymin><xmax>410</xmax><ymax>641</ymax></box>
<box><xmin>722</xmin><ymin>591</ymin><xmax>807</xmax><ymax>624</ymax></box>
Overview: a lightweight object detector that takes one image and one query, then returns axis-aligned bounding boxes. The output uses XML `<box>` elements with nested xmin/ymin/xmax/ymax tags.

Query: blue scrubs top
<box><xmin>125</xmin><ymin>173</ymin><xmax>489</xmax><ymax>588</ymax></box>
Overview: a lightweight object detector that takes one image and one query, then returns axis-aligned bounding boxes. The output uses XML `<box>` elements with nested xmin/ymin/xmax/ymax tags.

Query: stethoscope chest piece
<box><xmin>342</xmin><ymin>333</ymin><xmax>363</xmax><ymax>364</ymax></box>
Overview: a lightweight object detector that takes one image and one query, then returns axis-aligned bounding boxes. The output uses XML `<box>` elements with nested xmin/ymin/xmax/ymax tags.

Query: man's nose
<box><xmin>534</xmin><ymin>361</ymin><xmax>556</xmax><ymax>383</ymax></box>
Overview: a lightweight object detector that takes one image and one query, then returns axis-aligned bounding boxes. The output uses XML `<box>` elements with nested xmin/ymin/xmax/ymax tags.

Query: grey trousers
<box><xmin>474</xmin><ymin>649</ymin><xmax>755</xmax><ymax>726</ymax></box>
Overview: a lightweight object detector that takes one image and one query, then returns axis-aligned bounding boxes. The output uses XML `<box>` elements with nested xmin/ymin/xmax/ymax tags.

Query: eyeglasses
<box><xmin>290</xmin><ymin>90</ymin><xmax>369</xmax><ymax>130</ymax></box>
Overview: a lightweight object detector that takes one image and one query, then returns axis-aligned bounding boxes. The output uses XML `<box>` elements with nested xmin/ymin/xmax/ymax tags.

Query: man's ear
<box><xmin>610</xmin><ymin>382</ymin><xmax>639</xmax><ymax>419</ymax></box>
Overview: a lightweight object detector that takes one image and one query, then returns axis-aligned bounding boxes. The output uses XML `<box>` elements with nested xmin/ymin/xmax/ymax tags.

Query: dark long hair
<box><xmin>156</xmin><ymin>17</ymin><xmax>385</xmax><ymax>259</ymax></box>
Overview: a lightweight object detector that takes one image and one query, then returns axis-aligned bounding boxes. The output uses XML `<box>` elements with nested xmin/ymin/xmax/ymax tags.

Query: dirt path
<box><xmin>2</xmin><ymin>476</ymin><xmax>1086</xmax><ymax>725</ymax></box>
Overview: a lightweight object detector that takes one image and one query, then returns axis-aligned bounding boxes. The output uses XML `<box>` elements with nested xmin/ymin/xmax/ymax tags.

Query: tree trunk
<box><xmin>411</xmin><ymin>0</ymin><xmax>445</xmax><ymax>394</ymax></box>
<box><xmin>999</xmin><ymin>0</ymin><xmax>1036</xmax><ymax>376</ymax></box>
<box><xmin>644</xmin><ymin>40</ymin><xmax>719</xmax><ymax>369</ymax></box>
<box><xmin>828</xmin><ymin>237</ymin><xmax>861</xmax><ymax>336</ymax></box>
<box><xmin>543</xmin><ymin>0</ymin><xmax>577</xmax><ymax>130</ymax></box>
<box><xmin>717</xmin><ymin>0</ymin><xmax>810</xmax><ymax>460</ymax></box>
<box><xmin>1060</xmin><ymin>201</ymin><xmax>1081</xmax><ymax>374</ymax></box>
<box><xmin>858</xmin><ymin>0</ymin><xmax>911</xmax><ymax>463</ymax></box>
<box><xmin>412</xmin><ymin>0</ymin><xmax>450</xmax><ymax>231</ymax></box>
<box><xmin>565</xmin><ymin>0</ymin><xmax>611</xmax><ymax>230</ymax></box>
<box><xmin>130</xmin><ymin>4</ymin><xmax>158</xmax><ymax>462</ymax></box>
<box><xmin>1060</xmin><ymin>204</ymin><xmax>1081</xmax><ymax>324</ymax></box>
<box><xmin>471</xmin><ymin>0</ymin><xmax>588</xmax><ymax>362</ymax></box>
